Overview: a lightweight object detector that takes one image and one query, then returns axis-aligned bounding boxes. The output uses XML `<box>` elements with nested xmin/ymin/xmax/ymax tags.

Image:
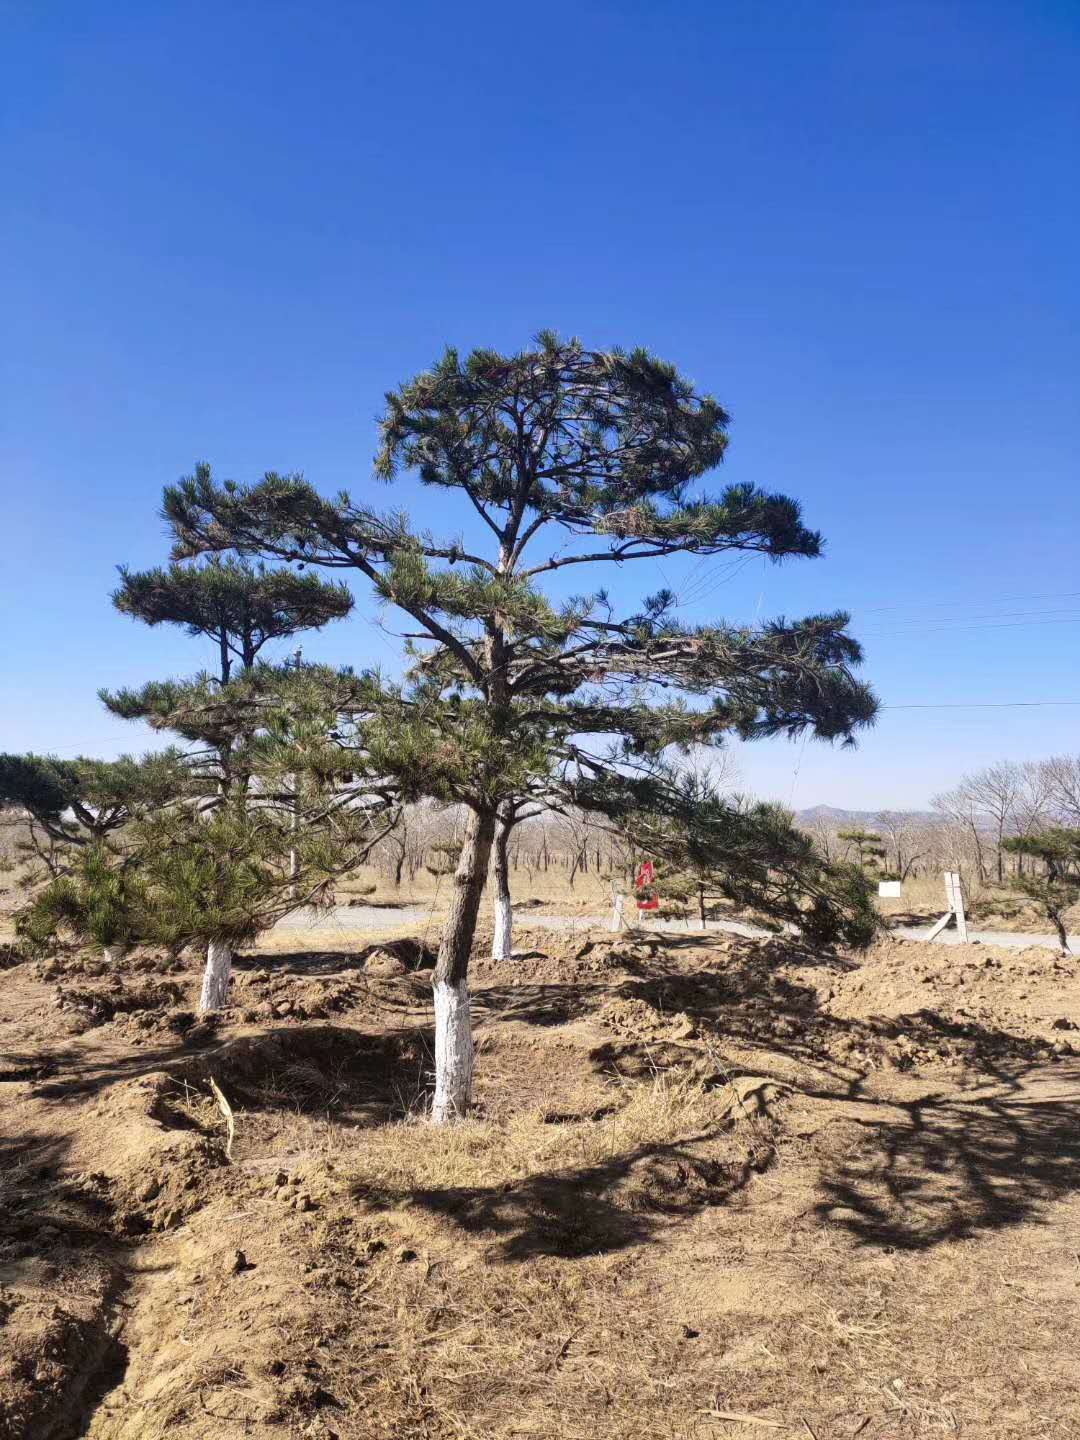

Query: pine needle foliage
<box><xmin>837</xmin><ymin>828</ymin><xmax>887</xmax><ymax>874</ymax></box>
<box><xmin>162</xmin><ymin>335</ymin><xmax>876</xmax><ymax>831</ymax></box>
<box><xmin>100</xmin><ymin>664</ymin><xmax>398</xmax><ymax>951</ymax></box>
<box><xmin>155</xmin><ymin>332</ymin><xmax>879</xmax><ymax>1115</ymax></box>
<box><xmin>1002</xmin><ymin>828</ymin><xmax>1080</xmax><ymax>952</ymax></box>
<box><xmin>580</xmin><ymin>767</ymin><xmax>880</xmax><ymax>948</ymax></box>
<box><xmin>0</xmin><ymin>750</ymin><xmax>186</xmax><ymax>851</ymax></box>
<box><xmin>112</xmin><ymin>556</ymin><xmax>353</xmax><ymax>681</ymax></box>
<box><xmin>17</xmin><ymin>844</ymin><xmax>145</xmax><ymax>952</ymax></box>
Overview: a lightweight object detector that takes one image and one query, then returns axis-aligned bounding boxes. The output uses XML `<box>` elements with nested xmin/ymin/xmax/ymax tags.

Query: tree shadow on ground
<box><xmin>176</xmin><ymin>1023</ymin><xmax>435</xmax><ymax>1125</ymax></box>
<box><xmin>476</xmin><ymin>932</ymin><xmax>1080</xmax><ymax>1254</ymax></box>
<box><xmin>235</xmin><ymin>937</ymin><xmax>435</xmax><ymax>980</ymax></box>
<box><xmin>353</xmin><ymin>1127</ymin><xmax>769</xmax><ymax>1261</ymax></box>
<box><xmin>814</xmin><ymin>1061</ymin><xmax>1080</xmax><ymax>1249</ymax></box>
<box><xmin>14</xmin><ymin>1020</ymin><xmax>432</xmax><ymax>1132</ymax></box>
<box><xmin>234</xmin><ymin>948</ymin><xmax>368</xmax><ymax>978</ymax></box>
<box><xmin>0</xmin><ymin>1129</ymin><xmax>117</xmax><ymax>1281</ymax></box>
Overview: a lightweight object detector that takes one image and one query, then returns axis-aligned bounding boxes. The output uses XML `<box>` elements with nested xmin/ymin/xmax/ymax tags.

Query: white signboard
<box><xmin>878</xmin><ymin>880</ymin><xmax>902</xmax><ymax>898</ymax></box>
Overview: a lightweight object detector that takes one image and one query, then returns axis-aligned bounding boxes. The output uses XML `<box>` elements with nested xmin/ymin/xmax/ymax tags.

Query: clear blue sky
<box><xmin>3</xmin><ymin>0</ymin><xmax>1078</xmax><ymax>809</ymax></box>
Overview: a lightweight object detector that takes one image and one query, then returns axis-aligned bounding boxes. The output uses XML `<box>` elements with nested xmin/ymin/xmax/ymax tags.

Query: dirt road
<box><xmin>275</xmin><ymin>903</ymin><xmax>1077</xmax><ymax>951</ymax></box>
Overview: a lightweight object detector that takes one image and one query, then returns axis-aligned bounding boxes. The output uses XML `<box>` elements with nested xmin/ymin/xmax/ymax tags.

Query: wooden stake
<box><xmin>208</xmin><ymin>1074</ymin><xmax>236</xmax><ymax>1162</ymax></box>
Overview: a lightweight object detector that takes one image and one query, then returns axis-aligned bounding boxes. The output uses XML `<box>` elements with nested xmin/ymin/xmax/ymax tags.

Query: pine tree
<box><xmin>17</xmin><ymin>843</ymin><xmax>146</xmax><ymax>961</ymax></box>
<box><xmin>0</xmin><ymin>751</ymin><xmax>184</xmax><ymax>874</ymax></box>
<box><xmin>837</xmin><ymin>828</ymin><xmax>886</xmax><ymax>874</ymax></box>
<box><xmin>161</xmin><ymin>333</ymin><xmax>878</xmax><ymax>1120</ymax></box>
<box><xmin>105</xmin><ymin>551</ymin><xmax>355</xmax><ymax>1006</ymax></box>
<box><xmin>599</xmin><ymin>771</ymin><xmax>879</xmax><ymax>948</ymax></box>
<box><xmin>1002</xmin><ymin>828</ymin><xmax>1080</xmax><ymax>954</ymax></box>
<box><xmin>113</xmin><ymin>556</ymin><xmax>353</xmax><ymax>682</ymax></box>
<box><xmin>101</xmin><ymin>663</ymin><xmax>396</xmax><ymax>1009</ymax></box>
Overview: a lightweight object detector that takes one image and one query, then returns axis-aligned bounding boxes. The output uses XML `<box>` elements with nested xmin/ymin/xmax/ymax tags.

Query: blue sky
<box><xmin>3</xmin><ymin>0</ymin><xmax>1078</xmax><ymax>809</ymax></box>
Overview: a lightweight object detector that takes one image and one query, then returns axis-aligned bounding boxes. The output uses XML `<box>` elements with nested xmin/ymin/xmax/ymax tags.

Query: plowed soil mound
<box><xmin>2</xmin><ymin>923</ymin><xmax>1080</xmax><ymax>1439</ymax></box>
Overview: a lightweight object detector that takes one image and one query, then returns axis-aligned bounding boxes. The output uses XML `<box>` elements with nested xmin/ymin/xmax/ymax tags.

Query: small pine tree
<box><xmin>104</xmin><ymin>664</ymin><xmax>397</xmax><ymax>1010</ymax></box>
<box><xmin>425</xmin><ymin>841</ymin><xmax>463</xmax><ymax>879</ymax></box>
<box><xmin>0</xmin><ymin>751</ymin><xmax>183</xmax><ymax>865</ymax></box>
<box><xmin>113</xmin><ymin>555</ymin><xmax>353</xmax><ymax>683</ymax></box>
<box><xmin>838</xmin><ymin>828</ymin><xmax>886</xmax><ymax>875</ymax></box>
<box><xmin>599</xmin><ymin>775</ymin><xmax>879</xmax><ymax>949</ymax></box>
<box><xmin>1002</xmin><ymin>828</ymin><xmax>1080</xmax><ymax>954</ymax></box>
<box><xmin>105</xmin><ymin>547</ymin><xmax>356</xmax><ymax>1005</ymax></box>
<box><xmin>17</xmin><ymin>844</ymin><xmax>145</xmax><ymax>960</ymax></box>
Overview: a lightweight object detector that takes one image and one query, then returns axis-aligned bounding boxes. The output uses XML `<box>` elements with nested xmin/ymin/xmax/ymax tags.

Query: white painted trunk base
<box><xmin>198</xmin><ymin>939</ymin><xmax>233</xmax><ymax>1013</ymax></box>
<box><xmin>491</xmin><ymin>892</ymin><xmax>513</xmax><ymax>960</ymax></box>
<box><xmin>432</xmin><ymin>978</ymin><xmax>473</xmax><ymax>1123</ymax></box>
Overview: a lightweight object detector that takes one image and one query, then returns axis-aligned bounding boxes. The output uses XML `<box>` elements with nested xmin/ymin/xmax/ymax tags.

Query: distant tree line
<box><xmin>802</xmin><ymin>755</ymin><xmax>1080</xmax><ymax>894</ymax></box>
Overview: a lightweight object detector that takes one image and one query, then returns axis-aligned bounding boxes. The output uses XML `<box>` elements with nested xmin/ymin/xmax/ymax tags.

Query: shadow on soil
<box><xmin>472</xmin><ymin>933</ymin><xmax>1080</xmax><ymax>1254</ymax></box>
<box><xmin>356</xmin><ymin>1130</ymin><xmax>771</xmax><ymax>1261</ymax></box>
<box><xmin>814</xmin><ymin>1064</ymin><xmax>1080</xmax><ymax>1250</ymax></box>
<box><xmin>8</xmin><ymin>932</ymin><xmax>1080</xmax><ymax>1267</ymax></box>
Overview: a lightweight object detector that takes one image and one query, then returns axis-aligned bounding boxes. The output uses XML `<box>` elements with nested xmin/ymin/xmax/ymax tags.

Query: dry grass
<box><xmin>346</xmin><ymin>1067</ymin><xmax>764</xmax><ymax>1199</ymax></box>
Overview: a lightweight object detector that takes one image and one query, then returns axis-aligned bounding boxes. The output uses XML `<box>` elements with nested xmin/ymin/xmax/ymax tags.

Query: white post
<box><xmin>609</xmin><ymin>892</ymin><xmax>626</xmax><ymax>933</ymax></box>
<box><xmin>948</xmin><ymin>871</ymin><xmax>968</xmax><ymax>943</ymax></box>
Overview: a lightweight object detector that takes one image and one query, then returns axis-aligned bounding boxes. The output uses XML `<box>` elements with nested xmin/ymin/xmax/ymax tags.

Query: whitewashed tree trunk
<box><xmin>491</xmin><ymin>808</ymin><xmax>514</xmax><ymax>960</ymax></box>
<box><xmin>198</xmin><ymin>939</ymin><xmax>233</xmax><ymax>1013</ymax></box>
<box><xmin>431</xmin><ymin>807</ymin><xmax>495</xmax><ymax>1124</ymax></box>
<box><xmin>432</xmin><ymin>977</ymin><xmax>473</xmax><ymax>1122</ymax></box>
<box><xmin>492</xmin><ymin>892</ymin><xmax>513</xmax><ymax>960</ymax></box>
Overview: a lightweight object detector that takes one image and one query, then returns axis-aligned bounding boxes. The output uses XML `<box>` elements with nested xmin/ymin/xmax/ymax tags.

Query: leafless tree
<box><xmin>1043</xmin><ymin>755</ymin><xmax>1080</xmax><ymax>826</ymax></box>
<box><xmin>875</xmin><ymin>811</ymin><xmax>926</xmax><ymax>880</ymax></box>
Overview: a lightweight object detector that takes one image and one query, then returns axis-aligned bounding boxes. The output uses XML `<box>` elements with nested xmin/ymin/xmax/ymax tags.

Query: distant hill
<box><xmin>795</xmin><ymin>804</ymin><xmax>938</xmax><ymax>827</ymax></box>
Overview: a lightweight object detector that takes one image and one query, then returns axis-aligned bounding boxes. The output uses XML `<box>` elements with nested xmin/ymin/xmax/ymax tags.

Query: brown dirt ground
<box><xmin>2</xmin><ymin>923</ymin><xmax>1080</xmax><ymax>1439</ymax></box>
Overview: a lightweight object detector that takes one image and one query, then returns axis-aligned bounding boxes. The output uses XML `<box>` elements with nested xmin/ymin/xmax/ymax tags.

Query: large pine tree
<box><xmin>162</xmin><ymin>334</ymin><xmax>878</xmax><ymax>1119</ymax></box>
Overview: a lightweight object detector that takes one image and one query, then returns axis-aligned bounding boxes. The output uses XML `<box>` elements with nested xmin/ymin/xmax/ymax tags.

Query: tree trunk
<box><xmin>432</xmin><ymin>807</ymin><xmax>495</xmax><ymax>1123</ymax></box>
<box><xmin>1050</xmin><ymin>907</ymin><xmax>1070</xmax><ymax>955</ymax></box>
<box><xmin>698</xmin><ymin>886</ymin><xmax>707</xmax><ymax>927</ymax></box>
<box><xmin>491</xmin><ymin>809</ymin><xmax>513</xmax><ymax>961</ymax></box>
<box><xmin>198</xmin><ymin>938</ymin><xmax>233</xmax><ymax>1013</ymax></box>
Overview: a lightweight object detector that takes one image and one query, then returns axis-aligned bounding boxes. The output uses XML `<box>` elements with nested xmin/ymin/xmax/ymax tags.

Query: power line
<box><xmin>863</xmin><ymin>605</ymin><xmax>1080</xmax><ymax>630</ymax></box>
<box><xmin>864</xmin><ymin>615</ymin><xmax>1080</xmax><ymax>638</ymax></box>
<box><xmin>861</xmin><ymin>588</ymin><xmax>1080</xmax><ymax>614</ymax></box>
<box><xmin>883</xmin><ymin>700</ymin><xmax>1080</xmax><ymax>711</ymax></box>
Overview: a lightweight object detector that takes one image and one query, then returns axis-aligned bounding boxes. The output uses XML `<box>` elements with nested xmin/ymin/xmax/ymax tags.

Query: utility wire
<box><xmin>863</xmin><ymin>615</ymin><xmax>1080</xmax><ymax>638</ymax></box>
<box><xmin>862</xmin><ymin>605</ymin><xmax>1080</xmax><ymax>629</ymax></box>
<box><xmin>862</xmin><ymin>588</ymin><xmax>1080</xmax><ymax>614</ymax></box>
<box><xmin>882</xmin><ymin>700</ymin><xmax>1080</xmax><ymax>710</ymax></box>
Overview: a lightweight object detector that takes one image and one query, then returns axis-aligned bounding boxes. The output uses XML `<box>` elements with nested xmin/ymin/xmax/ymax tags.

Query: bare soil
<box><xmin>2</xmin><ymin>922</ymin><xmax>1080</xmax><ymax>1439</ymax></box>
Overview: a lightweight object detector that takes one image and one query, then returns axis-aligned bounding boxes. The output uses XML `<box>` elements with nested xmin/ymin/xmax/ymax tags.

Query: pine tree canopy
<box><xmin>17</xmin><ymin>843</ymin><xmax>145</xmax><ymax>951</ymax></box>
<box><xmin>157</xmin><ymin>333</ymin><xmax>877</xmax><ymax>949</ymax></box>
<box><xmin>0</xmin><ymin>750</ymin><xmax>186</xmax><ymax>847</ymax></box>
<box><xmin>1002</xmin><ymin>828</ymin><xmax>1080</xmax><ymax>871</ymax></box>
<box><xmin>112</xmin><ymin>556</ymin><xmax>353</xmax><ymax>680</ymax></box>
<box><xmin>574</xmin><ymin>766</ymin><xmax>879</xmax><ymax>948</ymax></box>
<box><xmin>85</xmin><ymin>664</ymin><xmax>400</xmax><ymax>951</ymax></box>
<box><xmin>1001</xmin><ymin>828</ymin><xmax>1080</xmax><ymax>949</ymax></box>
<box><xmin>162</xmin><ymin>332</ymin><xmax>881</xmax><ymax>823</ymax></box>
